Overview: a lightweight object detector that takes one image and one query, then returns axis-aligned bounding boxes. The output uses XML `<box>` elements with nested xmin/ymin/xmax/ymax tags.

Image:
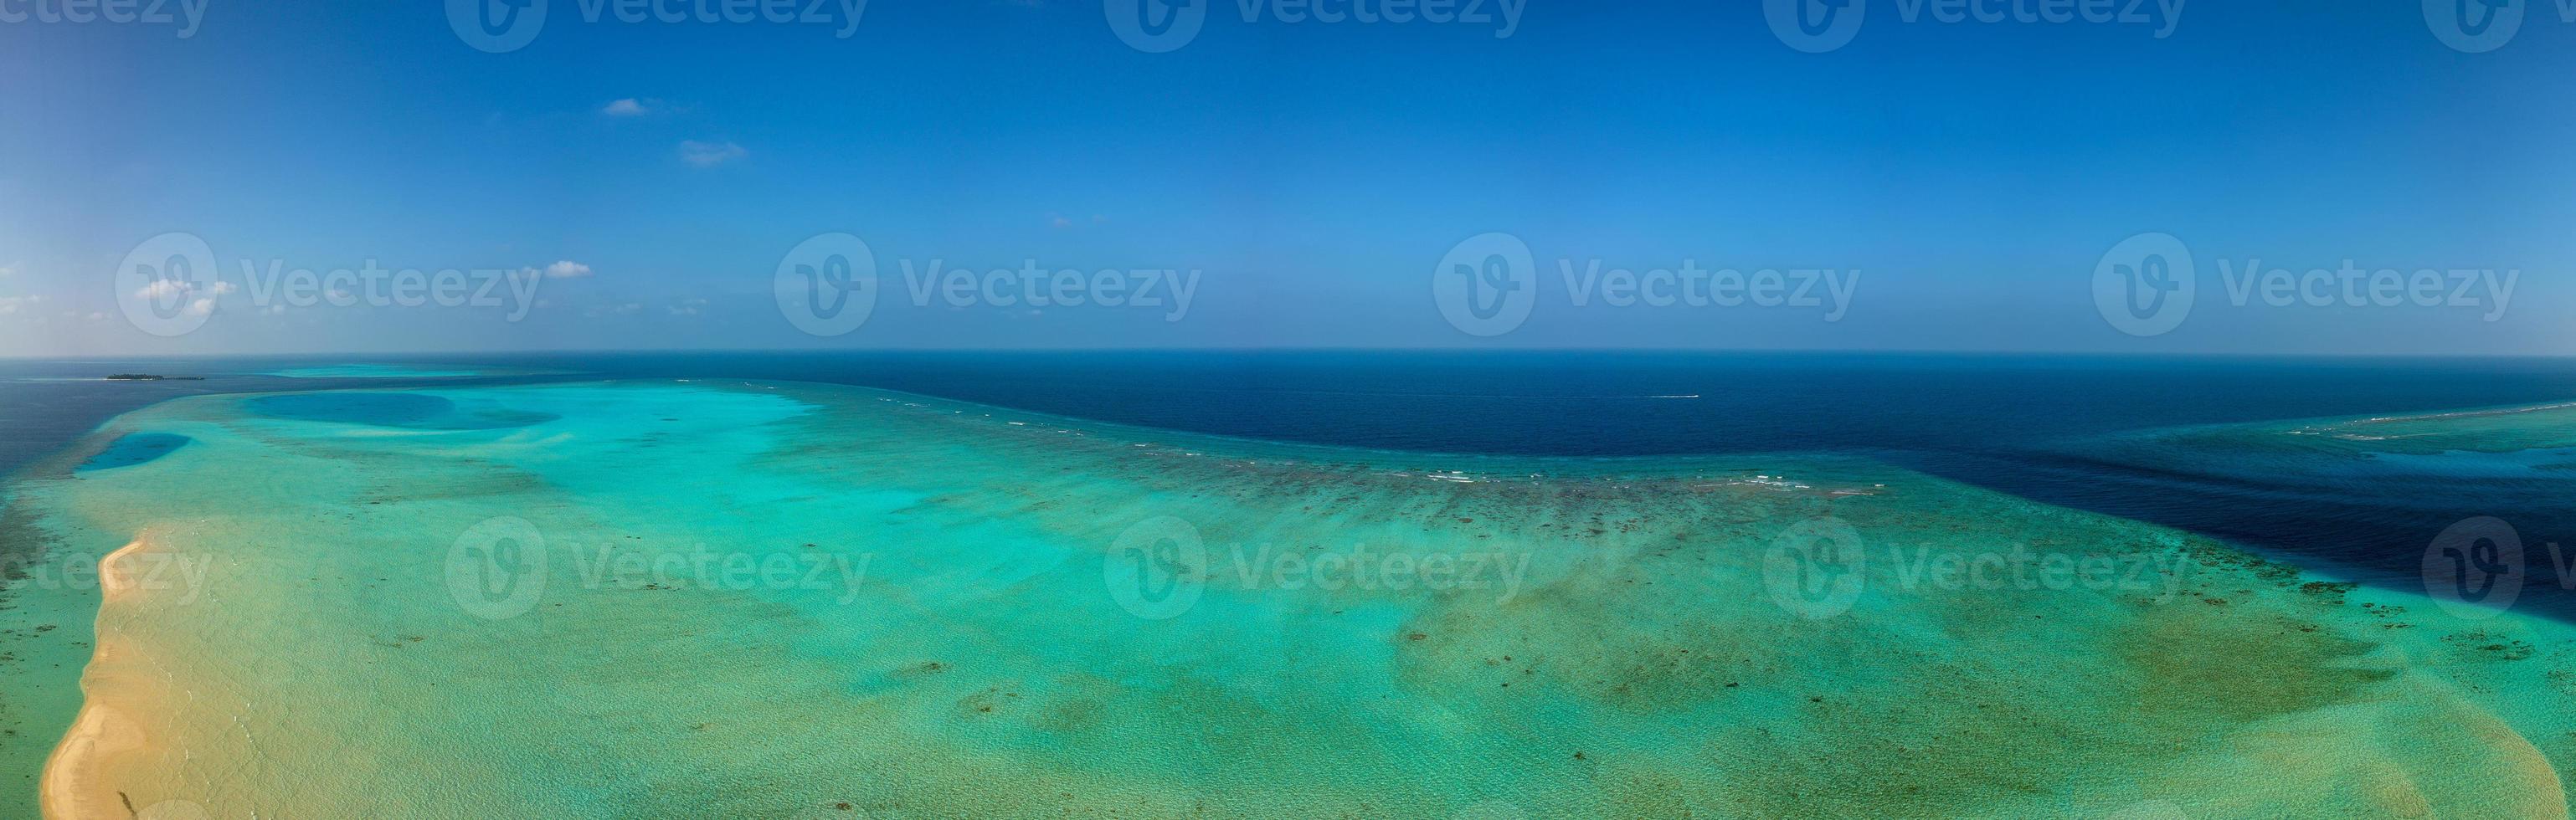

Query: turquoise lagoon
<box><xmin>2</xmin><ymin>380</ymin><xmax>2573</xmax><ymax>817</ymax></box>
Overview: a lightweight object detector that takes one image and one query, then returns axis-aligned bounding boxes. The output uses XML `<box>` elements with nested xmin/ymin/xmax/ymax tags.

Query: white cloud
<box><xmin>0</xmin><ymin>262</ymin><xmax>18</xmax><ymax>278</ymax></box>
<box><xmin>184</xmin><ymin>297</ymin><xmax>216</xmax><ymax>316</ymax></box>
<box><xmin>601</xmin><ymin>98</ymin><xmax>650</xmax><ymax>116</ymax></box>
<box><xmin>0</xmin><ymin>295</ymin><xmax>39</xmax><ymax>315</ymax></box>
<box><xmin>131</xmin><ymin>279</ymin><xmax>232</xmax><ymax>303</ymax></box>
<box><xmin>544</xmin><ymin>260</ymin><xmax>593</xmax><ymax>279</ymax></box>
<box><xmin>678</xmin><ymin>141</ymin><xmax>747</xmax><ymax>167</ymax></box>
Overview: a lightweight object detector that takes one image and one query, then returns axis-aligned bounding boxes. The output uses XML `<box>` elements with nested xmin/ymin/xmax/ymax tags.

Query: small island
<box><xmin>104</xmin><ymin>374</ymin><xmax>206</xmax><ymax>381</ymax></box>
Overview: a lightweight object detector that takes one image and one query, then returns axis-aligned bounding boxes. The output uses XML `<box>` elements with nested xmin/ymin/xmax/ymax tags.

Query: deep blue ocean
<box><xmin>8</xmin><ymin>351</ymin><xmax>2576</xmax><ymax>618</ymax></box>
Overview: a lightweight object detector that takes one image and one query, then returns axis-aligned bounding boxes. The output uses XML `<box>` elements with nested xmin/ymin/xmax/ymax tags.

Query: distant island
<box><xmin>104</xmin><ymin>374</ymin><xmax>205</xmax><ymax>381</ymax></box>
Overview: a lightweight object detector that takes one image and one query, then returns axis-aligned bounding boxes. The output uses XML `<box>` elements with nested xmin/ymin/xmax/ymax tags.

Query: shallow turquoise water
<box><xmin>4</xmin><ymin>380</ymin><xmax>2574</xmax><ymax>818</ymax></box>
<box><xmin>244</xmin><ymin>392</ymin><xmax>558</xmax><ymax>429</ymax></box>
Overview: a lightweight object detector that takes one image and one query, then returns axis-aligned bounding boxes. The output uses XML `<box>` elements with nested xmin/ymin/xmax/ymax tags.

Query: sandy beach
<box><xmin>41</xmin><ymin>538</ymin><xmax>167</xmax><ymax>820</ymax></box>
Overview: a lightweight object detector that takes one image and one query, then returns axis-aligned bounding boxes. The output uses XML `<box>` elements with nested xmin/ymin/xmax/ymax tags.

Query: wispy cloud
<box><xmin>0</xmin><ymin>295</ymin><xmax>39</xmax><ymax>315</ymax></box>
<box><xmin>544</xmin><ymin>260</ymin><xmax>593</xmax><ymax>279</ymax></box>
<box><xmin>601</xmin><ymin>98</ymin><xmax>651</xmax><ymax>116</ymax></box>
<box><xmin>678</xmin><ymin>140</ymin><xmax>747</xmax><ymax>167</ymax></box>
<box><xmin>131</xmin><ymin>279</ymin><xmax>234</xmax><ymax>302</ymax></box>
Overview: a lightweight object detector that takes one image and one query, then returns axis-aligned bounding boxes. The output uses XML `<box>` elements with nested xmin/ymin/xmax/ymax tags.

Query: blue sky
<box><xmin>3</xmin><ymin>0</ymin><xmax>2573</xmax><ymax>355</ymax></box>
